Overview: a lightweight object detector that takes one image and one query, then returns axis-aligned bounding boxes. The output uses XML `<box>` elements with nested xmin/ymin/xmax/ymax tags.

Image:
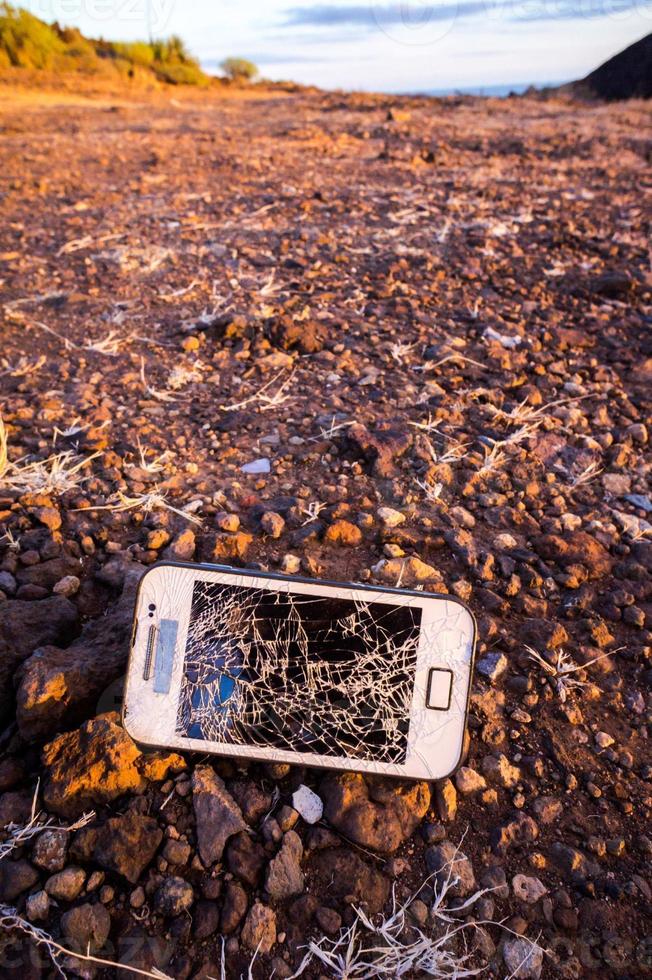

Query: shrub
<box><xmin>0</xmin><ymin>4</ymin><xmax>209</xmax><ymax>86</ymax></box>
<box><xmin>220</xmin><ymin>57</ymin><xmax>258</xmax><ymax>82</ymax></box>
<box><xmin>154</xmin><ymin>60</ymin><xmax>207</xmax><ymax>86</ymax></box>
<box><xmin>112</xmin><ymin>41</ymin><xmax>155</xmax><ymax>68</ymax></box>
<box><xmin>0</xmin><ymin>2</ymin><xmax>64</xmax><ymax>68</ymax></box>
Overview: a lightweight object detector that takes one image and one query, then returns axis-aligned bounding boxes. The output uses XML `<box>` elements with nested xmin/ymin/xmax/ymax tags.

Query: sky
<box><xmin>21</xmin><ymin>0</ymin><xmax>652</xmax><ymax>92</ymax></box>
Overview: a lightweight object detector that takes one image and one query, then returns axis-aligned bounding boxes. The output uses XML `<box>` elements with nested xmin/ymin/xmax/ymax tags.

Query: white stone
<box><xmin>493</xmin><ymin>533</ymin><xmax>518</xmax><ymax>550</ymax></box>
<box><xmin>377</xmin><ymin>507</ymin><xmax>406</xmax><ymax>528</ymax></box>
<box><xmin>561</xmin><ymin>513</ymin><xmax>582</xmax><ymax>532</ymax></box>
<box><xmin>512</xmin><ymin>874</ymin><xmax>548</xmax><ymax>905</ymax></box>
<box><xmin>281</xmin><ymin>554</ymin><xmax>301</xmax><ymax>574</ymax></box>
<box><xmin>484</xmin><ymin>326</ymin><xmax>522</xmax><ymax>349</ymax></box>
<box><xmin>455</xmin><ymin>766</ymin><xmax>487</xmax><ymax>795</ymax></box>
<box><xmin>291</xmin><ymin>785</ymin><xmax>323</xmax><ymax>825</ymax></box>
<box><xmin>241</xmin><ymin>458</ymin><xmax>271</xmax><ymax>474</ymax></box>
<box><xmin>476</xmin><ymin>652</ymin><xmax>508</xmax><ymax>683</ymax></box>
<box><xmin>595</xmin><ymin>731</ymin><xmax>614</xmax><ymax>749</ymax></box>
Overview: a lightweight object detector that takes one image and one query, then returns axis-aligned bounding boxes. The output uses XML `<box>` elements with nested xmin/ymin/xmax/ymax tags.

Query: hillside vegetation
<box><xmin>0</xmin><ymin>3</ymin><xmax>209</xmax><ymax>85</ymax></box>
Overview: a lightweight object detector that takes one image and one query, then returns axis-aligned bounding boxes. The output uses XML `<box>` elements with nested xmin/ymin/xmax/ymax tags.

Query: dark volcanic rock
<box><xmin>425</xmin><ymin>841</ymin><xmax>477</xmax><ymax>897</ymax></box>
<box><xmin>42</xmin><ymin>715</ymin><xmax>183</xmax><ymax>818</ymax></box>
<box><xmin>266</xmin><ymin>314</ymin><xmax>324</xmax><ymax>353</ymax></box>
<box><xmin>0</xmin><ymin>596</ymin><xmax>78</xmax><ymax>723</ymax></box>
<box><xmin>61</xmin><ymin>902</ymin><xmax>111</xmax><ymax>954</ymax></box>
<box><xmin>532</xmin><ymin>532</ymin><xmax>613</xmax><ymax>580</ymax></box>
<box><xmin>311</xmin><ymin>848</ymin><xmax>390</xmax><ymax>913</ymax></box>
<box><xmin>220</xmin><ymin>880</ymin><xmax>248</xmax><ymax>934</ymax></box>
<box><xmin>16</xmin><ymin>564</ymin><xmax>143</xmax><ymax>739</ymax></box>
<box><xmin>154</xmin><ymin>876</ymin><xmax>194</xmax><ymax>916</ymax></box>
<box><xmin>225</xmin><ymin>832</ymin><xmax>267</xmax><ymax>887</ymax></box>
<box><xmin>265</xmin><ymin>830</ymin><xmax>304</xmax><ymax>901</ymax></box>
<box><xmin>241</xmin><ymin>901</ymin><xmax>276</xmax><ymax>954</ymax></box>
<box><xmin>71</xmin><ymin>812</ymin><xmax>163</xmax><ymax>883</ymax></box>
<box><xmin>32</xmin><ymin>829</ymin><xmax>69</xmax><ymax>872</ymax></box>
<box><xmin>0</xmin><ymin>859</ymin><xmax>39</xmax><ymax>901</ymax></box>
<box><xmin>193</xmin><ymin>899</ymin><xmax>220</xmax><ymax>940</ymax></box>
<box><xmin>321</xmin><ymin>772</ymin><xmax>430</xmax><ymax>853</ymax></box>
<box><xmin>191</xmin><ymin>765</ymin><xmax>247</xmax><ymax>865</ymax></box>
<box><xmin>548</xmin><ymin>842</ymin><xmax>600</xmax><ymax>879</ymax></box>
<box><xmin>491</xmin><ymin>812</ymin><xmax>540</xmax><ymax>855</ymax></box>
<box><xmin>346</xmin><ymin>422</ymin><xmax>412</xmax><ymax>478</ymax></box>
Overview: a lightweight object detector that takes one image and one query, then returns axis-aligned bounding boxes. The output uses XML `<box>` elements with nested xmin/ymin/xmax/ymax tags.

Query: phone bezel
<box><xmin>123</xmin><ymin>561</ymin><xmax>476</xmax><ymax>781</ymax></box>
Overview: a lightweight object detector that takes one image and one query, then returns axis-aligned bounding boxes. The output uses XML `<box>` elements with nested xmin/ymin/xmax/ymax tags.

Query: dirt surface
<box><xmin>0</xmin><ymin>85</ymin><xmax>650</xmax><ymax>978</ymax></box>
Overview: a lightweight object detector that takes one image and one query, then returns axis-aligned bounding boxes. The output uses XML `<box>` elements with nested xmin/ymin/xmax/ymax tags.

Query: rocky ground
<box><xmin>0</xmin><ymin>84</ymin><xmax>650</xmax><ymax>978</ymax></box>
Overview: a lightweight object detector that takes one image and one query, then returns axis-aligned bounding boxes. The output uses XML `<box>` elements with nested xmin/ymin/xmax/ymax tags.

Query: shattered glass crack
<box><xmin>176</xmin><ymin>582</ymin><xmax>422</xmax><ymax>763</ymax></box>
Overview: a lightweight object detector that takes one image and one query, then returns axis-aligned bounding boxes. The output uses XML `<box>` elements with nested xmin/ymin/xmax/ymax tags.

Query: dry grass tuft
<box><xmin>300</xmin><ymin>501</ymin><xmax>328</xmax><ymax>524</ymax></box>
<box><xmin>417</xmin><ymin>478</ymin><xmax>445</xmax><ymax>505</ymax></box>
<box><xmin>525</xmin><ymin>645</ymin><xmax>613</xmax><ymax>702</ymax></box>
<box><xmin>221</xmin><ymin>370</ymin><xmax>296</xmax><ymax>413</ymax></box>
<box><xmin>310</xmin><ymin>417</ymin><xmax>354</xmax><ymax>442</ymax></box>
<box><xmin>167</xmin><ymin>363</ymin><xmax>203</xmax><ymax>390</ymax></box>
<box><xmin>287</xmin><ymin>843</ymin><xmax>544</xmax><ymax>979</ymax></box>
<box><xmin>390</xmin><ymin>341</ymin><xmax>418</xmax><ymax>362</ymax></box>
<box><xmin>285</xmin><ymin>839</ymin><xmax>547</xmax><ymax>979</ymax></box>
<box><xmin>0</xmin><ymin>354</ymin><xmax>47</xmax><ymax>377</ymax></box>
<box><xmin>73</xmin><ymin>489</ymin><xmax>203</xmax><ymax>526</ymax></box>
<box><xmin>568</xmin><ymin>460</ymin><xmax>603</xmax><ymax>491</ymax></box>
<box><xmin>0</xmin><ymin>414</ymin><xmax>101</xmax><ymax>496</ymax></box>
<box><xmin>140</xmin><ymin>357</ymin><xmax>177</xmax><ymax>403</ymax></box>
<box><xmin>128</xmin><ymin>441</ymin><xmax>175</xmax><ymax>475</ymax></box>
<box><xmin>83</xmin><ymin>329</ymin><xmax>127</xmax><ymax>356</ymax></box>
<box><xmin>0</xmin><ymin>906</ymin><xmax>174</xmax><ymax>979</ymax></box>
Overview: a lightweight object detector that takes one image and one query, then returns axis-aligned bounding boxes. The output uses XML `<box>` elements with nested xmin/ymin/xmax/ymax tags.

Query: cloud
<box><xmin>283</xmin><ymin>0</ymin><xmax>647</xmax><ymax>28</ymax></box>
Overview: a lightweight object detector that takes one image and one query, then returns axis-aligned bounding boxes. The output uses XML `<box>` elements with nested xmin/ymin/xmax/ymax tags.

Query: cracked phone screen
<box><xmin>176</xmin><ymin>581</ymin><xmax>423</xmax><ymax>763</ymax></box>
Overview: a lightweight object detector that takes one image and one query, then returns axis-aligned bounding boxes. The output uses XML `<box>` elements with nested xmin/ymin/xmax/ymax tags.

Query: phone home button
<box><xmin>426</xmin><ymin>668</ymin><xmax>453</xmax><ymax>711</ymax></box>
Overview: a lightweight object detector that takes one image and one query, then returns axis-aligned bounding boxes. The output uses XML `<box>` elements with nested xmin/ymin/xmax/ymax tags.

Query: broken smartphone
<box><xmin>123</xmin><ymin>562</ymin><xmax>476</xmax><ymax>781</ymax></box>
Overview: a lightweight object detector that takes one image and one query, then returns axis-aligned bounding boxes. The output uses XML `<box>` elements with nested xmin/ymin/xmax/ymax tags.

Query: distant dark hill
<box><xmin>572</xmin><ymin>32</ymin><xmax>652</xmax><ymax>101</ymax></box>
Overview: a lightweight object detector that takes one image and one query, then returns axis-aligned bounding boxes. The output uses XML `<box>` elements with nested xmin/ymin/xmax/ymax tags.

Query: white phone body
<box><xmin>123</xmin><ymin>562</ymin><xmax>476</xmax><ymax>781</ymax></box>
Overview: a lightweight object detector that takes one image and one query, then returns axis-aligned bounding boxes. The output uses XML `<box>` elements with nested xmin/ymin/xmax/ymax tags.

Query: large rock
<box><xmin>225</xmin><ymin>832</ymin><xmax>267</xmax><ymax>888</ymax></box>
<box><xmin>220</xmin><ymin>880</ymin><xmax>248</xmax><ymax>934</ymax></box>
<box><xmin>502</xmin><ymin>937</ymin><xmax>544</xmax><ymax>979</ymax></box>
<box><xmin>0</xmin><ymin>859</ymin><xmax>39</xmax><ymax>901</ymax></box>
<box><xmin>374</xmin><ymin>556</ymin><xmax>447</xmax><ymax>590</ymax></box>
<box><xmin>0</xmin><ymin>596</ymin><xmax>78</xmax><ymax>724</ymax></box>
<box><xmin>321</xmin><ymin>772</ymin><xmax>430</xmax><ymax>853</ymax></box>
<box><xmin>425</xmin><ymin>841</ymin><xmax>477</xmax><ymax>898</ymax></box>
<box><xmin>154</xmin><ymin>876</ymin><xmax>194</xmax><ymax>916</ymax></box>
<box><xmin>346</xmin><ymin>423</ymin><xmax>412</xmax><ymax>478</ymax></box>
<box><xmin>16</xmin><ymin>556</ymin><xmax>81</xmax><ymax>591</ymax></box>
<box><xmin>310</xmin><ymin>848</ymin><xmax>389</xmax><ymax>914</ymax></box>
<box><xmin>547</xmin><ymin>843</ymin><xmax>599</xmax><ymax>879</ymax></box>
<box><xmin>192</xmin><ymin>766</ymin><xmax>247</xmax><ymax>866</ymax></box>
<box><xmin>241</xmin><ymin>902</ymin><xmax>277</xmax><ymax>954</ymax></box>
<box><xmin>532</xmin><ymin>532</ymin><xmax>613</xmax><ymax>580</ymax></box>
<box><xmin>71</xmin><ymin>812</ymin><xmax>163</xmax><ymax>883</ymax></box>
<box><xmin>265</xmin><ymin>831</ymin><xmax>304</xmax><ymax>901</ymax></box>
<box><xmin>42</xmin><ymin>714</ymin><xmax>183</xmax><ymax>818</ymax></box>
<box><xmin>16</xmin><ymin>564</ymin><xmax>143</xmax><ymax>740</ymax></box>
<box><xmin>61</xmin><ymin>903</ymin><xmax>111</xmax><ymax>955</ymax></box>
